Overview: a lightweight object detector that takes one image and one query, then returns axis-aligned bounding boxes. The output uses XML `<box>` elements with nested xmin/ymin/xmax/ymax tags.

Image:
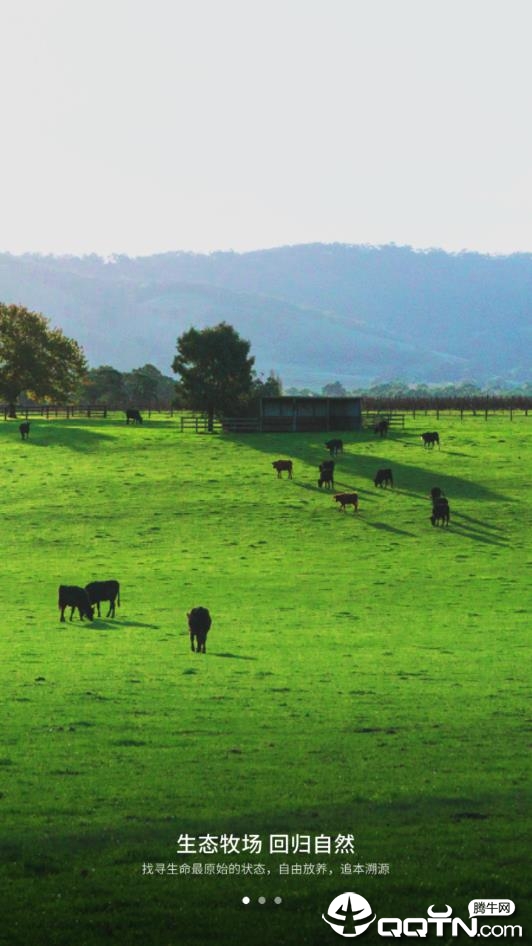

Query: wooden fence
<box><xmin>363</xmin><ymin>411</ymin><xmax>405</xmax><ymax>429</ymax></box>
<box><xmin>2</xmin><ymin>404</ymin><xmax>109</xmax><ymax>420</ymax></box>
<box><xmin>4</xmin><ymin>401</ymin><xmax>531</xmax><ymax>427</ymax></box>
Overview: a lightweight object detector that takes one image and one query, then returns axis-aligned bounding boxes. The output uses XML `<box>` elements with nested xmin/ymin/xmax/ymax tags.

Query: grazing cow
<box><xmin>334</xmin><ymin>492</ymin><xmax>359</xmax><ymax>512</ymax></box>
<box><xmin>19</xmin><ymin>421</ymin><xmax>30</xmax><ymax>440</ymax></box>
<box><xmin>126</xmin><ymin>409</ymin><xmax>143</xmax><ymax>425</ymax></box>
<box><xmin>272</xmin><ymin>460</ymin><xmax>293</xmax><ymax>478</ymax></box>
<box><xmin>188</xmin><ymin>606</ymin><xmax>212</xmax><ymax>653</ymax></box>
<box><xmin>85</xmin><ymin>580</ymin><xmax>120</xmax><ymax>618</ymax></box>
<box><xmin>374</xmin><ymin>468</ymin><xmax>393</xmax><ymax>488</ymax></box>
<box><xmin>422</xmin><ymin>431</ymin><xmax>440</xmax><ymax>449</ymax></box>
<box><xmin>58</xmin><ymin>585</ymin><xmax>94</xmax><ymax>622</ymax></box>
<box><xmin>325</xmin><ymin>438</ymin><xmax>343</xmax><ymax>456</ymax></box>
<box><xmin>373</xmin><ymin>418</ymin><xmax>389</xmax><ymax>437</ymax></box>
<box><xmin>430</xmin><ymin>486</ymin><xmax>445</xmax><ymax>502</ymax></box>
<box><xmin>431</xmin><ymin>497</ymin><xmax>450</xmax><ymax>527</ymax></box>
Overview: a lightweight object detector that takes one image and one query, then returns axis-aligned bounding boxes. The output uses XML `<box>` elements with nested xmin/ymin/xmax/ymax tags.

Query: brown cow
<box><xmin>334</xmin><ymin>492</ymin><xmax>359</xmax><ymax>512</ymax></box>
<box><xmin>272</xmin><ymin>460</ymin><xmax>293</xmax><ymax>478</ymax></box>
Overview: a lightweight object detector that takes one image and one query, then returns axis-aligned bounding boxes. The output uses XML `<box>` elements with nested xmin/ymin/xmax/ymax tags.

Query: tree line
<box><xmin>0</xmin><ymin>305</ymin><xmax>281</xmax><ymax>418</ymax></box>
<box><xmin>1</xmin><ymin>303</ymin><xmax>529</xmax><ymax>419</ymax></box>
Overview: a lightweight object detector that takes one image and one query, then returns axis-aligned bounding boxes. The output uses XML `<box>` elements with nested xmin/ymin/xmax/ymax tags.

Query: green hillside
<box><xmin>1</xmin><ymin>414</ymin><xmax>529</xmax><ymax>944</ymax></box>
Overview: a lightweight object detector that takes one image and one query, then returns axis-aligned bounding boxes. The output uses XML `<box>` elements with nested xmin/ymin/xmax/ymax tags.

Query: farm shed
<box><xmin>260</xmin><ymin>396</ymin><xmax>362</xmax><ymax>432</ymax></box>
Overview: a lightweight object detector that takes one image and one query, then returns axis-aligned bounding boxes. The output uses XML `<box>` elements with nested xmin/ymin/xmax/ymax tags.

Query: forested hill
<box><xmin>0</xmin><ymin>243</ymin><xmax>530</xmax><ymax>388</ymax></box>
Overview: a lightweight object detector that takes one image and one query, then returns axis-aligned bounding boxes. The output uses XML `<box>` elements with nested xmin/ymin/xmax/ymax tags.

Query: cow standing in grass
<box><xmin>318</xmin><ymin>460</ymin><xmax>335</xmax><ymax>489</ymax></box>
<box><xmin>325</xmin><ymin>439</ymin><xmax>343</xmax><ymax>456</ymax></box>
<box><xmin>431</xmin><ymin>497</ymin><xmax>450</xmax><ymax>527</ymax></box>
<box><xmin>272</xmin><ymin>460</ymin><xmax>293</xmax><ymax>478</ymax></box>
<box><xmin>126</xmin><ymin>410</ymin><xmax>143</xmax><ymax>424</ymax></box>
<box><xmin>374</xmin><ymin>468</ymin><xmax>393</xmax><ymax>488</ymax></box>
<box><xmin>85</xmin><ymin>580</ymin><xmax>121</xmax><ymax>618</ymax></box>
<box><xmin>334</xmin><ymin>492</ymin><xmax>358</xmax><ymax>512</ymax></box>
<box><xmin>373</xmin><ymin>419</ymin><xmax>389</xmax><ymax>437</ymax></box>
<box><xmin>19</xmin><ymin>421</ymin><xmax>30</xmax><ymax>440</ymax></box>
<box><xmin>422</xmin><ymin>431</ymin><xmax>440</xmax><ymax>449</ymax></box>
<box><xmin>188</xmin><ymin>607</ymin><xmax>212</xmax><ymax>653</ymax></box>
<box><xmin>58</xmin><ymin>586</ymin><xmax>94</xmax><ymax>622</ymax></box>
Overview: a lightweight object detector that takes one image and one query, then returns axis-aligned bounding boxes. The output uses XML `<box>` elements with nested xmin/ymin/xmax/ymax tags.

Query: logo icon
<box><xmin>322</xmin><ymin>892</ymin><xmax>376</xmax><ymax>937</ymax></box>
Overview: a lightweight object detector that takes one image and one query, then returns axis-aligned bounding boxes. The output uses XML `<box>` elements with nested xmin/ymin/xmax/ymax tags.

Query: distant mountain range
<box><xmin>0</xmin><ymin>244</ymin><xmax>530</xmax><ymax>387</ymax></box>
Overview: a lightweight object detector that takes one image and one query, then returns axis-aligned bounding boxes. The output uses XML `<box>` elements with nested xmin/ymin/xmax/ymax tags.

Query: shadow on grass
<box><xmin>89</xmin><ymin>619</ymin><xmax>161</xmax><ymax>630</ymax></box>
<box><xmin>4</xmin><ymin>427</ymin><xmax>118</xmax><ymax>452</ymax></box>
<box><xmin>224</xmin><ymin>430</ymin><xmax>511</xmax><ymax>503</ymax></box>
<box><xmin>449</xmin><ymin>523</ymin><xmax>509</xmax><ymax>547</ymax></box>
<box><xmin>211</xmin><ymin>652</ymin><xmax>258</xmax><ymax>661</ymax></box>
<box><xmin>363</xmin><ymin>521</ymin><xmax>416</xmax><ymax>537</ymax></box>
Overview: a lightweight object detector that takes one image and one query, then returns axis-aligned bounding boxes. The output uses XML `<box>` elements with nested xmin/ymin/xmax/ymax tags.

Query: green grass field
<box><xmin>1</xmin><ymin>414</ymin><xmax>530</xmax><ymax>945</ymax></box>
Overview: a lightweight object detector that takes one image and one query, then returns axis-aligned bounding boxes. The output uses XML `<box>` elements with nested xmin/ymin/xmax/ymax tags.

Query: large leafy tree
<box><xmin>124</xmin><ymin>364</ymin><xmax>176</xmax><ymax>407</ymax></box>
<box><xmin>0</xmin><ymin>303</ymin><xmax>88</xmax><ymax>415</ymax></box>
<box><xmin>172</xmin><ymin>322</ymin><xmax>255</xmax><ymax>427</ymax></box>
<box><xmin>83</xmin><ymin>365</ymin><xmax>126</xmax><ymax>406</ymax></box>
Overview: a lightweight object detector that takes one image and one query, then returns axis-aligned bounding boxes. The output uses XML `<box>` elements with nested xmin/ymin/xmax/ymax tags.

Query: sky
<box><xmin>1</xmin><ymin>0</ymin><xmax>532</xmax><ymax>258</ymax></box>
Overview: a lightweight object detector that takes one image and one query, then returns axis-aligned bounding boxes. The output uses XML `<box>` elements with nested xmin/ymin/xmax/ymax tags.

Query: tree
<box><xmin>0</xmin><ymin>303</ymin><xmax>88</xmax><ymax>415</ymax></box>
<box><xmin>124</xmin><ymin>364</ymin><xmax>176</xmax><ymax>407</ymax></box>
<box><xmin>83</xmin><ymin>365</ymin><xmax>126</xmax><ymax>406</ymax></box>
<box><xmin>172</xmin><ymin>322</ymin><xmax>255</xmax><ymax>427</ymax></box>
<box><xmin>322</xmin><ymin>381</ymin><xmax>347</xmax><ymax>397</ymax></box>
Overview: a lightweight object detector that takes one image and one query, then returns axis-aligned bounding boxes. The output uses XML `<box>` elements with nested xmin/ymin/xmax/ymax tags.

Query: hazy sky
<box><xmin>1</xmin><ymin>0</ymin><xmax>531</xmax><ymax>257</ymax></box>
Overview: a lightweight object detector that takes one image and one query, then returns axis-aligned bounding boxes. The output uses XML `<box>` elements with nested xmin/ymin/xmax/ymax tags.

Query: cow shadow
<box><xmin>90</xmin><ymin>619</ymin><xmax>161</xmax><ymax>630</ymax></box>
<box><xmin>363</xmin><ymin>521</ymin><xmax>416</xmax><ymax>537</ymax></box>
<box><xmin>452</xmin><ymin>511</ymin><xmax>506</xmax><ymax>532</ymax></box>
<box><xmin>449</xmin><ymin>523</ymin><xmax>509</xmax><ymax>547</ymax></box>
<box><xmin>10</xmin><ymin>428</ymin><xmax>117</xmax><ymax>453</ymax></box>
<box><xmin>210</xmin><ymin>652</ymin><xmax>257</xmax><ymax>661</ymax></box>
<box><xmin>225</xmin><ymin>431</ymin><xmax>511</xmax><ymax>504</ymax></box>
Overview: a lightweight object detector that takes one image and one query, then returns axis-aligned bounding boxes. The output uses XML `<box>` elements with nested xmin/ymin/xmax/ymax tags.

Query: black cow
<box><xmin>422</xmin><ymin>431</ymin><xmax>440</xmax><ymax>449</ymax></box>
<box><xmin>126</xmin><ymin>410</ymin><xmax>143</xmax><ymax>425</ymax></box>
<box><xmin>318</xmin><ymin>468</ymin><xmax>335</xmax><ymax>489</ymax></box>
<box><xmin>19</xmin><ymin>421</ymin><xmax>30</xmax><ymax>440</ymax></box>
<box><xmin>431</xmin><ymin>497</ymin><xmax>450</xmax><ymax>527</ymax></box>
<box><xmin>188</xmin><ymin>607</ymin><xmax>212</xmax><ymax>653</ymax></box>
<box><xmin>374</xmin><ymin>468</ymin><xmax>393</xmax><ymax>488</ymax></box>
<box><xmin>272</xmin><ymin>460</ymin><xmax>293</xmax><ymax>478</ymax></box>
<box><xmin>430</xmin><ymin>486</ymin><xmax>445</xmax><ymax>502</ymax></box>
<box><xmin>318</xmin><ymin>460</ymin><xmax>335</xmax><ymax>487</ymax></box>
<box><xmin>373</xmin><ymin>418</ymin><xmax>389</xmax><ymax>437</ymax></box>
<box><xmin>58</xmin><ymin>585</ymin><xmax>94</xmax><ymax>622</ymax></box>
<box><xmin>85</xmin><ymin>580</ymin><xmax>120</xmax><ymax>618</ymax></box>
<box><xmin>325</xmin><ymin>439</ymin><xmax>343</xmax><ymax>456</ymax></box>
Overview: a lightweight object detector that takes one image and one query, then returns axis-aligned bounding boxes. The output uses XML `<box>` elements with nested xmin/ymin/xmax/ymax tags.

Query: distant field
<box><xmin>1</xmin><ymin>414</ymin><xmax>530</xmax><ymax>945</ymax></box>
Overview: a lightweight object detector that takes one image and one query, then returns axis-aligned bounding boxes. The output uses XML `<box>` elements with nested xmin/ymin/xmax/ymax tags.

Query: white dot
<box><xmin>274</xmin><ymin>897</ymin><xmax>283</xmax><ymax>904</ymax></box>
<box><xmin>242</xmin><ymin>896</ymin><xmax>250</xmax><ymax>905</ymax></box>
<box><xmin>258</xmin><ymin>896</ymin><xmax>266</xmax><ymax>904</ymax></box>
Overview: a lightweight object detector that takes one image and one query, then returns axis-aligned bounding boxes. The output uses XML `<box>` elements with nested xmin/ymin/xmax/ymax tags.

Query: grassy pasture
<box><xmin>0</xmin><ymin>414</ymin><xmax>530</xmax><ymax>945</ymax></box>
